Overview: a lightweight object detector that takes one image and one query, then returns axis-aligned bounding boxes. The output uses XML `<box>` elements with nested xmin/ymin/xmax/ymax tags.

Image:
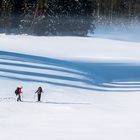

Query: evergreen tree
<box><xmin>46</xmin><ymin>0</ymin><xmax>94</xmax><ymax>36</ymax></box>
<box><xmin>0</xmin><ymin>0</ymin><xmax>13</xmax><ymax>33</ymax></box>
<box><xmin>0</xmin><ymin>0</ymin><xmax>140</xmax><ymax>35</ymax></box>
<box><xmin>19</xmin><ymin>0</ymin><xmax>47</xmax><ymax>35</ymax></box>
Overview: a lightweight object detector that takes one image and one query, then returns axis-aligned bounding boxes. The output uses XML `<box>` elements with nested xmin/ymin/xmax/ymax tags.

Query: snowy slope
<box><xmin>0</xmin><ymin>35</ymin><xmax>140</xmax><ymax>140</ymax></box>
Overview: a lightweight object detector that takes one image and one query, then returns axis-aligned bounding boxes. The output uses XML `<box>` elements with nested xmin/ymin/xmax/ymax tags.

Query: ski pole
<box><xmin>42</xmin><ymin>91</ymin><xmax>45</xmax><ymax>102</ymax></box>
<box><xmin>22</xmin><ymin>92</ymin><xmax>24</xmax><ymax>101</ymax></box>
<box><xmin>34</xmin><ymin>93</ymin><xmax>36</xmax><ymax>102</ymax></box>
<box><xmin>42</xmin><ymin>92</ymin><xmax>44</xmax><ymax>102</ymax></box>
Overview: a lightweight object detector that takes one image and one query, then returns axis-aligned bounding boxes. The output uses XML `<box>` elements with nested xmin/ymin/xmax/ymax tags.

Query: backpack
<box><xmin>15</xmin><ymin>88</ymin><xmax>18</xmax><ymax>95</ymax></box>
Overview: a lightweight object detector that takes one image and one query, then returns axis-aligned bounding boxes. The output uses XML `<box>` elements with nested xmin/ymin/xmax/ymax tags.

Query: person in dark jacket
<box><xmin>35</xmin><ymin>87</ymin><xmax>43</xmax><ymax>102</ymax></box>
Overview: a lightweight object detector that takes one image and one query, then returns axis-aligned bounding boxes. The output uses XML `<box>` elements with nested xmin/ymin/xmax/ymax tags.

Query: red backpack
<box><xmin>15</xmin><ymin>88</ymin><xmax>21</xmax><ymax>95</ymax></box>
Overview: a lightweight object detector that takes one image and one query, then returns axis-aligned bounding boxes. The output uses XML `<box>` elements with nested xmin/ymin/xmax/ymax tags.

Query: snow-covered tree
<box><xmin>0</xmin><ymin>0</ymin><xmax>13</xmax><ymax>33</ymax></box>
<box><xmin>19</xmin><ymin>0</ymin><xmax>47</xmax><ymax>35</ymax></box>
<box><xmin>45</xmin><ymin>0</ymin><xmax>94</xmax><ymax>36</ymax></box>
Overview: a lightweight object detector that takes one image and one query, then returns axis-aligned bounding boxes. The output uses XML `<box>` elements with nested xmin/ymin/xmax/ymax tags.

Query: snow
<box><xmin>0</xmin><ymin>34</ymin><xmax>140</xmax><ymax>61</ymax></box>
<box><xmin>0</xmin><ymin>34</ymin><xmax>140</xmax><ymax>140</ymax></box>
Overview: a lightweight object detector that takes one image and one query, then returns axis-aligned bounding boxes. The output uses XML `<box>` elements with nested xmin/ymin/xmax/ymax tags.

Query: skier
<box><xmin>15</xmin><ymin>86</ymin><xmax>23</xmax><ymax>102</ymax></box>
<box><xmin>35</xmin><ymin>87</ymin><xmax>43</xmax><ymax>102</ymax></box>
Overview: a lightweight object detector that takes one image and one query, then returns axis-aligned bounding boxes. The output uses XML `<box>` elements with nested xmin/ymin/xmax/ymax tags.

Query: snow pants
<box><xmin>17</xmin><ymin>94</ymin><xmax>22</xmax><ymax>101</ymax></box>
<box><xmin>38</xmin><ymin>94</ymin><xmax>41</xmax><ymax>102</ymax></box>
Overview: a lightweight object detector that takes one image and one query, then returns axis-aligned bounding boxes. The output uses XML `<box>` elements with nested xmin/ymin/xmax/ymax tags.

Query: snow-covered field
<box><xmin>0</xmin><ymin>34</ymin><xmax>140</xmax><ymax>140</ymax></box>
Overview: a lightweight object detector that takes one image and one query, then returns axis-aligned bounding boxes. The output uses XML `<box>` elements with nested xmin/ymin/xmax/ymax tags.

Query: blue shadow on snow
<box><xmin>1</xmin><ymin>51</ymin><xmax>140</xmax><ymax>92</ymax></box>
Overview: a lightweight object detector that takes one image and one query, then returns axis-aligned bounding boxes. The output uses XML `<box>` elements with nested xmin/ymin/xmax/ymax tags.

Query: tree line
<box><xmin>0</xmin><ymin>0</ymin><xmax>140</xmax><ymax>36</ymax></box>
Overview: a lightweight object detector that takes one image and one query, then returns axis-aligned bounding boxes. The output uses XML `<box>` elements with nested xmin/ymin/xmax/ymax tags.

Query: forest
<box><xmin>0</xmin><ymin>0</ymin><xmax>140</xmax><ymax>36</ymax></box>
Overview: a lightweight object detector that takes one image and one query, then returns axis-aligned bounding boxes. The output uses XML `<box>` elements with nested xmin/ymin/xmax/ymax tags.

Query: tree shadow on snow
<box><xmin>1</xmin><ymin>51</ymin><xmax>140</xmax><ymax>92</ymax></box>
